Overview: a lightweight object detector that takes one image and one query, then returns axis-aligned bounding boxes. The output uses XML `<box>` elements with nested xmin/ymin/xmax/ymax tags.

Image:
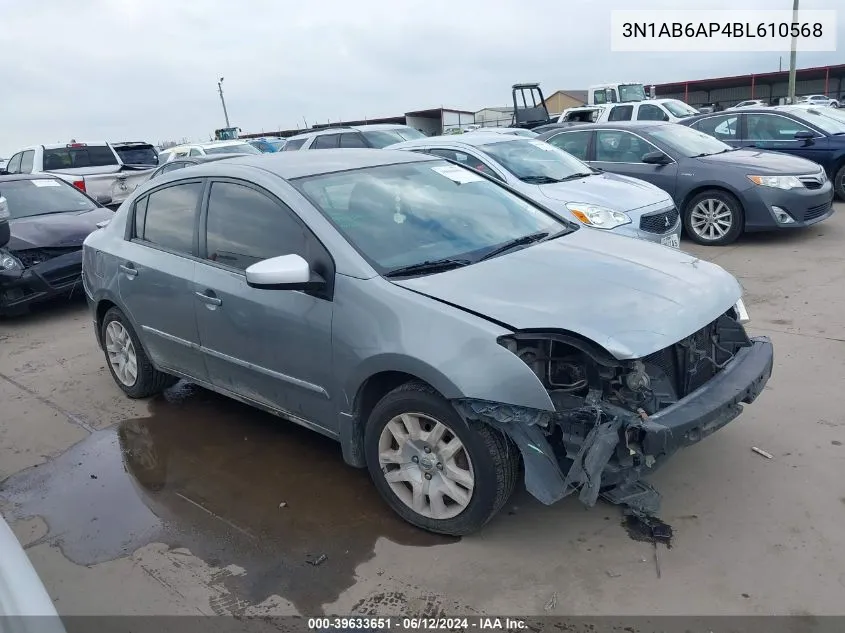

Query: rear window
<box><xmin>0</xmin><ymin>178</ymin><xmax>96</xmax><ymax>219</ymax></box>
<box><xmin>114</xmin><ymin>144</ymin><xmax>159</xmax><ymax>165</ymax></box>
<box><xmin>43</xmin><ymin>145</ymin><xmax>118</xmax><ymax>170</ymax></box>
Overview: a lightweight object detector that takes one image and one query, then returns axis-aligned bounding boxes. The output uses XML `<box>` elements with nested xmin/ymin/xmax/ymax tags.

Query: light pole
<box><xmin>217</xmin><ymin>77</ymin><xmax>231</xmax><ymax>127</ymax></box>
<box><xmin>787</xmin><ymin>0</ymin><xmax>799</xmax><ymax>103</ymax></box>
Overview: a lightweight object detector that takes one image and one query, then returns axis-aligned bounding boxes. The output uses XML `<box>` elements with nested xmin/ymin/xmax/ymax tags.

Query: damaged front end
<box><xmin>453</xmin><ymin>308</ymin><xmax>774</xmax><ymax>514</ymax></box>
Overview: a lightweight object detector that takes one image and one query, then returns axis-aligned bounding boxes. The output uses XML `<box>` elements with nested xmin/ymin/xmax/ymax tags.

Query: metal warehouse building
<box><xmin>654</xmin><ymin>64</ymin><xmax>845</xmax><ymax>109</ymax></box>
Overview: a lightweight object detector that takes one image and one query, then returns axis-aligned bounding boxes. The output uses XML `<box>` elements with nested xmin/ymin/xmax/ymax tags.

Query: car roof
<box><xmin>166</xmin><ymin>154</ymin><xmax>251</xmax><ymax>164</ymax></box>
<box><xmin>218</xmin><ymin>148</ymin><xmax>438</xmax><ymax>179</ymax></box>
<box><xmin>388</xmin><ymin>132</ymin><xmax>522</xmax><ymax>150</ymax></box>
<box><xmin>540</xmin><ymin>121</ymin><xmax>674</xmax><ymax>132</ymax></box>
<box><xmin>0</xmin><ymin>173</ymin><xmax>70</xmax><ymax>183</ymax></box>
<box><xmin>286</xmin><ymin>123</ymin><xmax>415</xmax><ymax>141</ymax></box>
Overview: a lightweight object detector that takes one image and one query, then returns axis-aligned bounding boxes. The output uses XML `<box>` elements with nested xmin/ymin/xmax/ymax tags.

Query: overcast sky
<box><xmin>2</xmin><ymin>0</ymin><xmax>842</xmax><ymax>155</ymax></box>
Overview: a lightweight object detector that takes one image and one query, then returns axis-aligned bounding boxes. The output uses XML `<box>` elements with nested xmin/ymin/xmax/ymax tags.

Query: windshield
<box><xmin>663</xmin><ymin>100</ymin><xmax>700</xmax><ymax>118</ymax></box>
<box><xmin>649</xmin><ymin>124</ymin><xmax>732</xmax><ymax>157</ymax></box>
<box><xmin>618</xmin><ymin>84</ymin><xmax>647</xmax><ymax>102</ymax></box>
<box><xmin>477</xmin><ymin>139</ymin><xmax>593</xmax><ymax>182</ymax></box>
<box><xmin>293</xmin><ymin>160</ymin><xmax>567</xmax><ymax>274</ymax></box>
<box><xmin>362</xmin><ymin>128</ymin><xmax>427</xmax><ymax>148</ymax></box>
<box><xmin>204</xmin><ymin>143</ymin><xmax>261</xmax><ymax>155</ymax></box>
<box><xmin>0</xmin><ymin>178</ymin><xmax>96</xmax><ymax>219</ymax></box>
<box><xmin>113</xmin><ymin>144</ymin><xmax>158</xmax><ymax>165</ymax></box>
<box><xmin>43</xmin><ymin>145</ymin><xmax>117</xmax><ymax>170</ymax></box>
<box><xmin>785</xmin><ymin>107</ymin><xmax>845</xmax><ymax>134</ymax></box>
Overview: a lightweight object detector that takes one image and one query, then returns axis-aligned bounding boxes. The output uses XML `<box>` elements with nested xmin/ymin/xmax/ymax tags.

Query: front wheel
<box><xmin>364</xmin><ymin>381</ymin><xmax>519</xmax><ymax>536</ymax></box>
<box><xmin>683</xmin><ymin>189</ymin><xmax>744</xmax><ymax>246</ymax></box>
<box><xmin>834</xmin><ymin>164</ymin><xmax>845</xmax><ymax>201</ymax></box>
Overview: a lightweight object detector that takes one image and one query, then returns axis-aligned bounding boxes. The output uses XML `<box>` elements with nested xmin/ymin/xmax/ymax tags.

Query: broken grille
<box><xmin>14</xmin><ymin>247</ymin><xmax>81</xmax><ymax>268</ymax></box>
<box><xmin>643</xmin><ymin>319</ymin><xmax>722</xmax><ymax>399</ymax></box>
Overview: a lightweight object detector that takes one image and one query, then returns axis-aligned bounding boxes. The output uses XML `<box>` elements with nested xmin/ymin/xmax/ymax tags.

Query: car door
<box><xmin>120</xmin><ymin>180</ymin><xmax>207</xmax><ymax>379</ymax></box>
<box><xmin>688</xmin><ymin>113</ymin><xmax>740</xmax><ymax>146</ymax></box>
<box><xmin>592</xmin><ymin>129</ymin><xmax>679</xmax><ymax>196</ymax></box>
<box><xmin>193</xmin><ymin>179</ymin><xmax>336</xmax><ymax>432</ymax></box>
<box><xmin>740</xmin><ymin>113</ymin><xmax>829</xmax><ymax>163</ymax></box>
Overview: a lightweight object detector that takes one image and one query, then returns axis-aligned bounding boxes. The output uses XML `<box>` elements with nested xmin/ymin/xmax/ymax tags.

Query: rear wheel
<box><xmin>100</xmin><ymin>307</ymin><xmax>177</xmax><ymax>398</ymax></box>
<box><xmin>683</xmin><ymin>189</ymin><xmax>744</xmax><ymax>246</ymax></box>
<box><xmin>364</xmin><ymin>381</ymin><xmax>519</xmax><ymax>536</ymax></box>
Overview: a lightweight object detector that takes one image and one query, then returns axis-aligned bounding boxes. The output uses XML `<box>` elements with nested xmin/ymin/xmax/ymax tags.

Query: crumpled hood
<box><xmin>7</xmin><ymin>208</ymin><xmax>113</xmax><ymax>251</ymax></box>
<box><xmin>697</xmin><ymin>149</ymin><xmax>822</xmax><ymax>174</ymax></box>
<box><xmin>392</xmin><ymin>229</ymin><xmax>742</xmax><ymax>359</ymax></box>
<box><xmin>538</xmin><ymin>172</ymin><xmax>672</xmax><ymax>212</ymax></box>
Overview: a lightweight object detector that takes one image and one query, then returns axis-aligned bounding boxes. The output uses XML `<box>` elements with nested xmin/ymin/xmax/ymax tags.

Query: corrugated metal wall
<box><xmin>661</xmin><ymin>78</ymin><xmax>842</xmax><ymax>108</ymax></box>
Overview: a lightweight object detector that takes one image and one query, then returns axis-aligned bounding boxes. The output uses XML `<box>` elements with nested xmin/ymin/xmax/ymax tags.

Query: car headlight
<box><xmin>0</xmin><ymin>251</ymin><xmax>23</xmax><ymax>271</ymax></box>
<box><xmin>733</xmin><ymin>298</ymin><xmax>750</xmax><ymax>324</ymax></box>
<box><xmin>565</xmin><ymin>203</ymin><xmax>631</xmax><ymax>229</ymax></box>
<box><xmin>747</xmin><ymin>175</ymin><xmax>803</xmax><ymax>190</ymax></box>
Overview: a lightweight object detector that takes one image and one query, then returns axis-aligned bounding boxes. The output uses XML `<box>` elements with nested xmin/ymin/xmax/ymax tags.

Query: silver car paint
<box><xmin>83</xmin><ymin>149</ymin><xmax>739</xmax><ymax>450</ymax></box>
<box><xmin>385</xmin><ymin>134</ymin><xmax>682</xmax><ymax>245</ymax></box>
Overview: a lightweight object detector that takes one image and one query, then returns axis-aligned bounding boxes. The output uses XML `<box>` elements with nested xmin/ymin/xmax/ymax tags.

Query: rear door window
<box><xmin>137</xmin><ymin>182</ymin><xmax>203</xmax><ymax>255</ymax></box>
<box><xmin>20</xmin><ymin>150</ymin><xmax>35</xmax><ymax>173</ymax></box>
<box><xmin>692</xmin><ymin>114</ymin><xmax>739</xmax><ymax>140</ymax></box>
<box><xmin>312</xmin><ymin>134</ymin><xmax>340</xmax><ymax>149</ymax></box>
<box><xmin>608</xmin><ymin>105</ymin><xmax>633</xmax><ymax>121</ymax></box>
<box><xmin>282</xmin><ymin>138</ymin><xmax>306</xmax><ymax>151</ymax></box>
<box><xmin>339</xmin><ymin>133</ymin><xmax>368</xmax><ymax>148</ymax></box>
<box><xmin>42</xmin><ymin>145</ymin><xmax>118</xmax><ymax>170</ymax></box>
<box><xmin>545</xmin><ymin>130</ymin><xmax>592</xmax><ymax>160</ymax></box>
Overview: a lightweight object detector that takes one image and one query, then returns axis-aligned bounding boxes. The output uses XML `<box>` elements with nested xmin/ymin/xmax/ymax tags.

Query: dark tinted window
<box><xmin>282</xmin><ymin>138</ymin><xmax>306</xmax><ymax>151</ymax></box>
<box><xmin>140</xmin><ymin>182</ymin><xmax>202</xmax><ymax>254</ymax></box>
<box><xmin>595</xmin><ymin>130</ymin><xmax>653</xmax><ymax>162</ymax></box>
<box><xmin>20</xmin><ymin>151</ymin><xmax>35</xmax><ymax>173</ymax></box>
<box><xmin>339</xmin><ymin>133</ymin><xmax>368</xmax><ymax>148</ymax></box>
<box><xmin>746</xmin><ymin>114</ymin><xmax>815</xmax><ymax>140</ymax></box>
<box><xmin>312</xmin><ymin>134</ymin><xmax>339</xmax><ymax>149</ymax></box>
<box><xmin>6</xmin><ymin>153</ymin><xmax>23</xmax><ymax>173</ymax></box>
<box><xmin>545</xmin><ymin>130</ymin><xmax>591</xmax><ymax>160</ymax></box>
<box><xmin>608</xmin><ymin>105</ymin><xmax>633</xmax><ymax>121</ymax></box>
<box><xmin>693</xmin><ymin>114</ymin><xmax>739</xmax><ymax>140</ymax></box>
<box><xmin>114</xmin><ymin>144</ymin><xmax>158</xmax><ymax>165</ymax></box>
<box><xmin>0</xmin><ymin>178</ymin><xmax>96</xmax><ymax>219</ymax></box>
<box><xmin>205</xmin><ymin>181</ymin><xmax>308</xmax><ymax>270</ymax></box>
<box><xmin>42</xmin><ymin>145</ymin><xmax>118</xmax><ymax>170</ymax></box>
<box><xmin>637</xmin><ymin>104</ymin><xmax>667</xmax><ymax>121</ymax></box>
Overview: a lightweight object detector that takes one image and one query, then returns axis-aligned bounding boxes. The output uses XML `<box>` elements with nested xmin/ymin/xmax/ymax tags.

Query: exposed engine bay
<box><xmin>453</xmin><ymin>307</ymin><xmax>769</xmax><ymax>515</ymax></box>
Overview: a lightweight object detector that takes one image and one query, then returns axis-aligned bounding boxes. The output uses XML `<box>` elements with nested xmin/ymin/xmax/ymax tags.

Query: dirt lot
<box><xmin>2</xmin><ymin>206</ymin><xmax>844</xmax><ymax>617</ymax></box>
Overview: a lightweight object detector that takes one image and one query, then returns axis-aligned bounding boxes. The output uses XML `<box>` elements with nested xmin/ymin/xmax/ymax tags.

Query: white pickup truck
<box><xmin>1</xmin><ymin>142</ymin><xmax>158</xmax><ymax>208</ymax></box>
<box><xmin>558</xmin><ymin>98</ymin><xmax>700</xmax><ymax>125</ymax></box>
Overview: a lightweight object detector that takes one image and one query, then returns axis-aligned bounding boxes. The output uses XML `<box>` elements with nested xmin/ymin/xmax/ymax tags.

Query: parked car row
<box><xmin>77</xmin><ymin>148</ymin><xmax>774</xmax><ymax>536</ymax></box>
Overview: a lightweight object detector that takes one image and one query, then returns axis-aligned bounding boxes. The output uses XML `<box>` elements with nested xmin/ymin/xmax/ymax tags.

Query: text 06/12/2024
<box><xmin>610</xmin><ymin>9</ymin><xmax>838</xmax><ymax>52</ymax></box>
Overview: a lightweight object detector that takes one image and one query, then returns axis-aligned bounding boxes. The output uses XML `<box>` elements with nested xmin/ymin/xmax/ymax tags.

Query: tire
<box><xmin>834</xmin><ymin>164</ymin><xmax>845</xmax><ymax>201</ymax></box>
<box><xmin>683</xmin><ymin>189</ymin><xmax>744</xmax><ymax>246</ymax></box>
<box><xmin>100</xmin><ymin>307</ymin><xmax>177</xmax><ymax>398</ymax></box>
<box><xmin>364</xmin><ymin>381</ymin><xmax>519</xmax><ymax>536</ymax></box>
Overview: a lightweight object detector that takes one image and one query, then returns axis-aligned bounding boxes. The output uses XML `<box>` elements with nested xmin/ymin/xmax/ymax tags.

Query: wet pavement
<box><xmin>2</xmin><ymin>383</ymin><xmax>451</xmax><ymax>613</ymax></box>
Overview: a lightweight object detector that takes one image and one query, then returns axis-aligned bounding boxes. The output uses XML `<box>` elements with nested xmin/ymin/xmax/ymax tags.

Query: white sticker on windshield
<box><xmin>431</xmin><ymin>164</ymin><xmax>484</xmax><ymax>184</ymax></box>
<box><xmin>31</xmin><ymin>179</ymin><xmax>62</xmax><ymax>187</ymax></box>
<box><xmin>528</xmin><ymin>140</ymin><xmax>554</xmax><ymax>151</ymax></box>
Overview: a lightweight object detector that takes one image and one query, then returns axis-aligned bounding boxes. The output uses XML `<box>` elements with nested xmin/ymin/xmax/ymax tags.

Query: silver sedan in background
<box><xmin>386</xmin><ymin>133</ymin><xmax>682</xmax><ymax>248</ymax></box>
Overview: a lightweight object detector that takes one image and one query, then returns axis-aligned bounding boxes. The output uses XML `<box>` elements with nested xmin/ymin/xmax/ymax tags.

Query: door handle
<box><xmin>119</xmin><ymin>263</ymin><xmax>137</xmax><ymax>278</ymax></box>
<box><xmin>195</xmin><ymin>290</ymin><xmax>222</xmax><ymax>307</ymax></box>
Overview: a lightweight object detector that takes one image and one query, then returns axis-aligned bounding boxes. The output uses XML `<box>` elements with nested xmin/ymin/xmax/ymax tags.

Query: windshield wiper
<box><xmin>383</xmin><ymin>257</ymin><xmax>472</xmax><ymax>278</ymax></box>
<box><xmin>520</xmin><ymin>175</ymin><xmax>562</xmax><ymax>184</ymax></box>
<box><xmin>558</xmin><ymin>172</ymin><xmax>594</xmax><ymax>181</ymax></box>
<box><xmin>479</xmin><ymin>231</ymin><xmax>549</xmax><ymax>262</ymax></box>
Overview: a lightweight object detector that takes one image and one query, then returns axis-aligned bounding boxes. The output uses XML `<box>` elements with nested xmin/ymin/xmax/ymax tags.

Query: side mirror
<box><xmin>642</xmin><ymin>151</ymin><xmax>670</xmax><ymax>165</ymax></box>
<box><xmin>96</xmin><ymin>194</ymin><xmax>113</xmax><ymax>206</ymax></box>
<box><xmin>794</xmin><ymin>131</ymin><xmax>814</xmax><ymax>143</ymax></box>
<box><xmin>245</xmin><ymin>254</ymin><xmax>325</xmax><ymax>290</ymax></box>
<box><xmin>0</xmin><ymin>197</ymin><xmax>10</xmax><ymax>248</ymax></box>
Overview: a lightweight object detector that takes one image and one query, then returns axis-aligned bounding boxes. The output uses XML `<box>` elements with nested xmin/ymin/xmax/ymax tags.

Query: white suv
<box><xmin>158</xmin><ymin>140</ymin><xmax>261</xmax><ymax>163</ymax></box>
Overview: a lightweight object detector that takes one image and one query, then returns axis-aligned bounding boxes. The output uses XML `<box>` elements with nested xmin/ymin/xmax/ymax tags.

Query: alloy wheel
<box><xmin>105</xmin><ymin>320</ymin><xmax>138</xmax><ymax>387</ymax></box>
<box><xmin>378</xmin><ymin>412</ymin><xmax>475</xmax><ymax>520</ymax></box>
<box><xmin>690</xmin><ymin>198</ymin><xmax>733</xmax><ymax>242</ymax></box>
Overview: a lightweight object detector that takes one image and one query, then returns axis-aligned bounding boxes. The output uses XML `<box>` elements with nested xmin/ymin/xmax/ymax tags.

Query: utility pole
<box><xmin>787</xmin><ymin>0</ymin><xmax>799</xmax><ymax>103</ymax></box>
<box><xmin>217</xmin><ymin>77</ymin><xmax>231</xmax><ymax>127</ymax></box>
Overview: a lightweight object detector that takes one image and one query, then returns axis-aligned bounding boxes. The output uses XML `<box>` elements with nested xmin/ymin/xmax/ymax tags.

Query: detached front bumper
<box><xmin>455</xmin><ymin>336</ymin><xmax>774</xmax><ymax>509</ymax></box>
<box><xmin>0</xmin><ymin>250</ymin><xmax>84</xmax><ymax>314</ymax></box>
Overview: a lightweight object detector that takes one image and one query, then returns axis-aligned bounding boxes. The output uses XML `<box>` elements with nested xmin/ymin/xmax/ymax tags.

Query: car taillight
<box><xmin>72</xmin><ymin>180</ymin><xmax>86</xmax><ymax>192</ymax></box>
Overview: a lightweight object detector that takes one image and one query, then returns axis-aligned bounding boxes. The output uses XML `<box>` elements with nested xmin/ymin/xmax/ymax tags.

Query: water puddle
<box><xmin>1</xmin><ymin>383</ymin><xmax>454</xmax><ymax>612</ymax></box>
